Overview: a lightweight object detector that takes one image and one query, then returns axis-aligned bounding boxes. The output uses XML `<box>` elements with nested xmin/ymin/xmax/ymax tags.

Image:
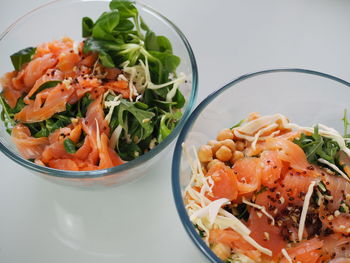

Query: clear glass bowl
<box><xmin>172</xmin><ymin>69</ymin><xmax>350</xmax><ymax>262</ymax></box>
<box><xmin>0</xmin><ymin>0</ymin><xmax>198</xmax><ymax>188</ymax></box>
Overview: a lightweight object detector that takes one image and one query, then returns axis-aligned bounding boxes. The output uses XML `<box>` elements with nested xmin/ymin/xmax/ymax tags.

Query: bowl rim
<box><xmin>0</xmin><ymin>0</ymin><xmax>198</xmax><ymax>179</ymax></box>
<box><xmin>171</xmin><ymin>68</ymin><xmax>350</xmax><ymax>263</ymax></box>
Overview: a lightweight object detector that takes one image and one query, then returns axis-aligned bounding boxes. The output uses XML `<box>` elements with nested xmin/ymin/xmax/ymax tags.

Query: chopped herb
<box><xmin>77</xmin><ymin>93</ymin><xmax>93</xmax><ymax>118</ymax></box>
<box><xmin>317</xmin><ymin>181</ymin><xmax>327</xmax><ymax>193</ymax></box>
<box><xmin>63</xmin><ymin>138</ymin><xmax>76</xmax><ymax>154</ymax></box>
<box><xmin>233</xmin><ymin>203</ymin><xmax>249</xmax><ymax>221</ymax></box>
<box><xmin>193</xmin><ymin>224</ymin><xmax>206</xmax><ymax>238</ymax></box>
<box><xmin>231</xmin><ymin>119</ymin><xmax>245</xmax><ymax>129</ymax></box>
<box><xmin>255</xmin><ymin>186</ymin><xmax>268</xmax><ymax>195</ymax></box>
<box><xmin>339</xmin><ymin>202</ymin><xmax>350</xmax><ymax>213</ymax></box>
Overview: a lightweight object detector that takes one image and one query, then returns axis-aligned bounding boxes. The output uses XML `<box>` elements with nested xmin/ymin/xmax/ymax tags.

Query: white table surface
<box><xmin>1</xmin><ymin>0</ymin><xmax>350</xmax><ymax>262</ymax></box>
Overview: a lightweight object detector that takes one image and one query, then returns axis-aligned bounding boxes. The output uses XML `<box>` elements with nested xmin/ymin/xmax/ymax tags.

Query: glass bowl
<box><xmin>172</xmin><ymin>69</ymin><xmax>350</xmax><ymax>262</ymax></box>
<box><xmin>0</xmin><ymin>0</ymin><xmax>198</xmax><ymax>188</ymax></box>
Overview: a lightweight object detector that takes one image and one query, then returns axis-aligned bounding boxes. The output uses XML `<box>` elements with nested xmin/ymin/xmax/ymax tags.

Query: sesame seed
<box><xmin>279</xmin><ymin>197</ymin><xmax>285</xmax><ymax>204</ymax></box>
<box><xmin>263</xmin><ymin>232</ymin><xmax>270</xmax><ymax>241</ymax></box>
<box><xmin>327</xmin><ymin>215</ymin><xmax>334</xmax><ymax>220</ymax></box>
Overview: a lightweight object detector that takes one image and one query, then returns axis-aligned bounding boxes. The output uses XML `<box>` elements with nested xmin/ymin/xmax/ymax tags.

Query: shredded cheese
<box><xmin>236</xmin><ymin>114</ymin><xmax>288</xmax><ymax>134</ymax></box>
<box><xmin>121</xmin><ymin>57</ymin><xmax>187</xmax><ymax>99</ymax></box>
<box><xmin>242</xmin><ymin>197</ymin><xmax>275</xmax><ymax>225</ymax></box>
<box><xmin>190</xmin><ymin>198</ymin><xmax>230</xmax><ymax>225</ymax></box>
<box><xmin>298</xmin><ymin>180</ymin><xmax>316</xmax><ymax>241</ymax></box>
<box><xmin>233</xmin><ymin>117</ymin><xmax>281</xmax><ymax>144</ymax></box>
<box><xmin>109</xmin><ymin>125</ymin><xmax>123</xmax><ymax>149</ymax></box>
<box><xmin>72</xmin><ymin>41</ymin><xmax>79</xmax><ymax>54</ymax></box>
<box><xmin>182</xmin><ymin>142</ymin><xmax>272</xmax><ymax>257</ymax></box>
<box><xmin>103</xmin><ymin>92</ymin><xmax>122</xmax><ymax>123</ymax></box>
<box><xmin>251</xmin><ymin>123</ymin><xmax>278</xmax><ymax>150</ymax></box>
<box><xmin>95</xmin><ymin>119</ymin><xmax>101</xmax><ymax>150</ymax></box>
<box><xmin>281</xmin><ymin>248</ymin><xmax>292</xmax><ymax>263</ymax></box>
<box><xmin>318</xmin><ymin>158</ymin><xmax>350</xmax><ymax>182</ymax></box>
<box><xmin>62</xmin><ymin>77</ymin><xmax>73</xmax><ymax>89</ymax></box>
<box><xmin>218</xmin><ymin>210</ymin><xmax>251</xmax><ymax>235</ymax></box>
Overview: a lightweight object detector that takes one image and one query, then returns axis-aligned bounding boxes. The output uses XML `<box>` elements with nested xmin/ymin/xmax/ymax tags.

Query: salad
<box><xmin>183</xmin><ymin>112</ymin><xmax>350</xmax><ymax>262</ymax></box>
<box><xmin>0</xmin><ymin>0</ymin><xmax>186</xmax><ymax>171</ymax></box>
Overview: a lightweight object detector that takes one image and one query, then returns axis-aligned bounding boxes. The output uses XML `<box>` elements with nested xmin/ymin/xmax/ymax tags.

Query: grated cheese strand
<box><xmin>318</xmin><ymin>158</ymin><xmax>350</xmax><ymax>182</ymax></box>
<box><xmin>298</xmin><ymin>180</ymin><xmax>316</xmax><ymax>241</ymax></box>
<box><xmin>104</xmin><ymin>94</ymin><xmax>121</xmax><ymax>123</ymax></box>
<box><xmin>242</xmin><ymin>234</ymin><xmax>272</xmax><ymax>257</ymax></box>
<box><xmin>190</xmin><ymin>198</ymin><xmax>230</xmax><ymax>225</ymax></box>
<box><xmin>95</xmin><ymin>119</ymin><xmax>101</xmax><ymax>150</ymax></box>
<box><xmin>251</xmin><ymin>123</ymin><xmax>278</xmax><ymax>150</ymax></box>
<box><xmin>281</xmin><ymin>248</ymin><xmax>292</xmax><ymax>263</ymax></box>
<box><xmin>233</xmin><ymin>129</ymin><xmax>257</xmax><ymax>141</ymax></box>
<box><xmin>109</xmin><ymin>125</ymin><xmax>123</xmax><ymax>149</ymax></box>
<box><xmin>242</xmin><ymin>197</ymin><xmax>275</xmax><ymax>225</ymax></box>
<box><xmin>72</xmin><ymin>41</ymin><xmax>79</xmax><ymax>54</ymax></box>
<box><xmin>218</xmin><ymin>210</ymin><xmax>251</xmax><ymax>235</ymax></box>
<box><xmin>237</xmin><ymin>114</ymin><xmax>279</xmax><ymax>135</ymax></box>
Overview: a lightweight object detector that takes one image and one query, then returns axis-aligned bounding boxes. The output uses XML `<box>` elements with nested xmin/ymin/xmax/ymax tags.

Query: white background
<box><xmin>1</xmin><ymin>0</ymin><xmax>350</xmax><ymax>262</ymax></box>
